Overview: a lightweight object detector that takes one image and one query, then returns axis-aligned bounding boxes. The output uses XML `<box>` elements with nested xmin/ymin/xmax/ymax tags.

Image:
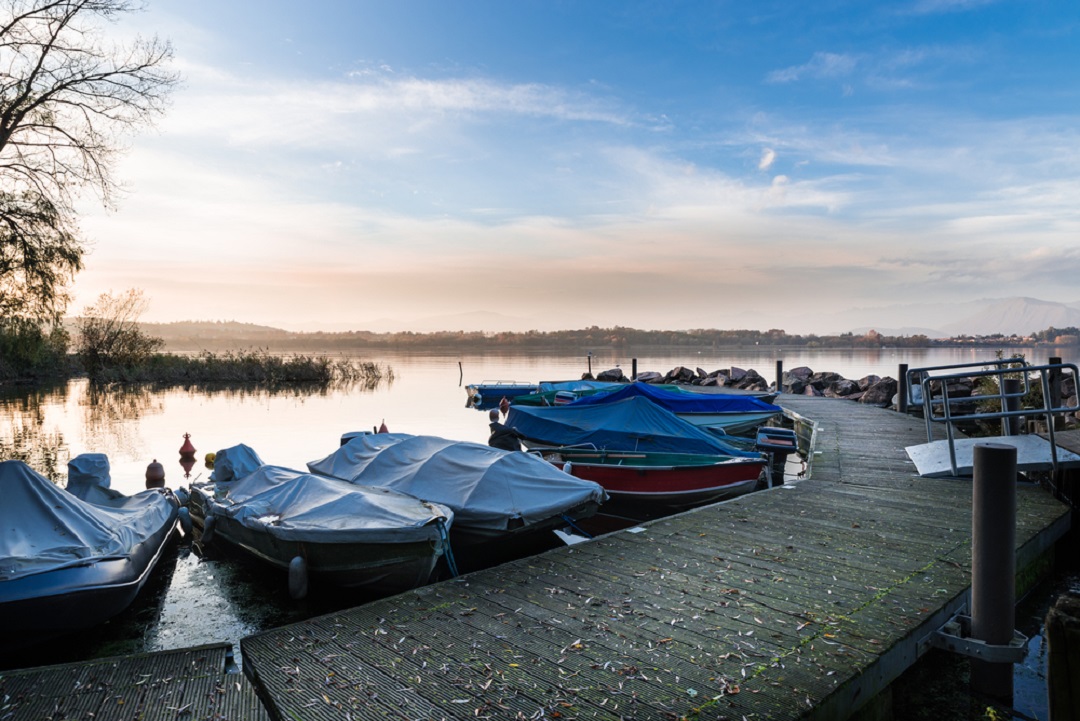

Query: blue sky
<box><xmin>72</xmin><ymin>0</ymin><xmax>1080</xmax><ymax>332</ymax></box>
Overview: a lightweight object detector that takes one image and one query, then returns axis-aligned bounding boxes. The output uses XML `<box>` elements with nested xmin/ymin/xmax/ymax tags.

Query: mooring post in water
<box><xmin>458</xmin><ymin>361</ymin><xmax>463</xmax><ymax>386</ymax></box>
<box><xmin>632</xmin><ymin>358</ymin><xmax>637</xmax><ymax>380</ymax></box>
<box><xmin>971</xmin><ymin>442</ymin><xmax>1018</xmax><ymax>701</ymax></box>
<box><xmin>587</xmin><ymin>353</ymin><xmax>592</xmax><ymax>377</ymax></box>
<box><xmin>1049</xmin><ymin>356</ymin><xmax>1063</xmax><ymax>430</ymax></box>
<box><xmin>898</xmin><ymin>363</ymin><xmax>909</xmax><ymax>413</ymax></box>
<box><xmin>775</xmin><ymin>360</ymin><xmax>783</xmax><ymax>393</ymax></box>
<box><xmin>1002</xmin><ymin>377</ymin><xmax>1021</xmax><ymax>436</ymax></box>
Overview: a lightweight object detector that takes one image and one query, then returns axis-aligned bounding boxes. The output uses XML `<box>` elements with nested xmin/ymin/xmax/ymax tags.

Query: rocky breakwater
<box><xmin>588</xmin><ymin>364</ymin><xmax>899</xmax><ymax>407</ymax></box>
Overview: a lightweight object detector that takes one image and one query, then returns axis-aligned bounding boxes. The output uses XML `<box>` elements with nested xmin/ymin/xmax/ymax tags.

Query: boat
<box><xmin>308</xmin><ymin>433</ymin><xmax>608</xmax><ymax>557</ymax></box>
<box><xmin>0</xmin><ymin>455</ymin><xmax>180</xmax><ymax>643</ymax></box>
<box><xmin>515</xmin><ymin>381</ymin><xmax>779</xmax><ymax>408</ymax></box>
<box><xmin>562</xmin><ymin>381</ymin><xmax>782</xmax><ymax>435</ymax></box>
<box><xmin>505</xmin><ymin>396</ymin><xmax>765</xmax><ymax>457</ymax></box>
<box><xmin>465</xmin><ymin>380</ymin><xmax>538</xmax><ymax>409</ymax></box>
<box><xmin>188</xmin><ymin>464</ymin><xmax>454</xmax><ymax>598</ymax></box>
<box><xmin>536</xmin><ymin>447</ymin><xmax>768</xmax><ymax>508</ymax></box>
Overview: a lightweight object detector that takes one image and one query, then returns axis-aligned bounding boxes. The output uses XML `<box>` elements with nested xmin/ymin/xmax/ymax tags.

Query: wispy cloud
<box><xmin>766</xmin><ymin>52</ymin><xmax>858</xmax><ymax>84</ymax></box>
<box><xmin>907</xmin><ymin>0</ymin><xmax>1001</xmax><ymax>15</ymax></box>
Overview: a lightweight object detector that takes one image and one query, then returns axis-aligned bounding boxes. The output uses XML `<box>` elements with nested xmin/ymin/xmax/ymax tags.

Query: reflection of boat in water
<box><xmin>308</xmin><ymin>434</ymin><xmax>607</xmax><ymax>561</ymax></box>
<box><xmin>464</xmin><ymin>380</ymin><xmax>537</xmax><ymax>409</ymax></box>
<box><xmin>189</xmin><ymin>465</ymin><xmax>453</xmax><ymax>598</ymax></box>
<box><xmin>0</xmin><ymin>455</ymin><xmax>179</xmax><ymax>644</ymax></box>
<box><xmin>537</xmin><ymin>448</ymin><xmax>767</xmax><ymax>508</ymax></box>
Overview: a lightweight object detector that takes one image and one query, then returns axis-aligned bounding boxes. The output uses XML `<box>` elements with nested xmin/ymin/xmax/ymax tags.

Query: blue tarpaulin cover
<box><xmin>567</xmin><ymin>381</ymin><xmax>782</xmax><ymax>415</ymax></box>
<box><xmin>505</xmin><ymin>397</ymin><xmax>762</xmax><ymax>456</ymax></box>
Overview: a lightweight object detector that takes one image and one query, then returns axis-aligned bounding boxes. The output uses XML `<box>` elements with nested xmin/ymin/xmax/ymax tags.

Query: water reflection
<box><xmin>0</xmin><ymin>383</ymin><xmax>70</xmax><ymax>482</ymax></box>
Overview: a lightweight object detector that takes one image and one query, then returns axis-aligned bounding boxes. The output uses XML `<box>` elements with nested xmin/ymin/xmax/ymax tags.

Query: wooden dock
<box><xmin>239</xmin><ymin>396</ymin><xmax>1073</xmax><ymax>720</ymax></box>
<box><xmin>0</xmin><ymin>643</ymin><xmax>268</xmax><ymax>720</ymax></box>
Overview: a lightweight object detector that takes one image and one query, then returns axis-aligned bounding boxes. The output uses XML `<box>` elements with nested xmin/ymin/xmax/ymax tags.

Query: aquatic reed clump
<box><xmin>87</xmin><ymin>349</ymin><xmax>394</xmax><ymax>387</ymax></box>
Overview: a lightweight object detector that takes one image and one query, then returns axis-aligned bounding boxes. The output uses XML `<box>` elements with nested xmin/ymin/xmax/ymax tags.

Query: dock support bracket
<box><xmin>919</xmin><ymin>612</ymin><xmax>1028</xmax><ymax>664</ymax></box>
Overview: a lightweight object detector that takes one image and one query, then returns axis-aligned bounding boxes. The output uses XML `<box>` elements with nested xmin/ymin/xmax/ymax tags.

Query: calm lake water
<box><xmin>2</xmin><ymin>345</ymin><xmax>1076</xmax><ymax>715</ymax></box>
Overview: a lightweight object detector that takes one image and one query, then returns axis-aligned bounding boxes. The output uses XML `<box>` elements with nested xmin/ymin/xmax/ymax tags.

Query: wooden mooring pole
<box><xmin>971</xmin><ymin>442</ymin><xmax>1018</xmax><ymax>701</ymax></box>
<box><xmin>775</xmin><ymin>359</ymin><xmax>783</xmax><ymax>393</ymax></box>
<box><xmin>898</xmin><ymin>363</ymin><xmax>909</xmax><ymax>413</ymax></box>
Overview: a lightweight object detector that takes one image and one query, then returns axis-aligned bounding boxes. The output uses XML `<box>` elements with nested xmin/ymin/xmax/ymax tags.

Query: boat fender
<box><xmin>288</xmin><ymin>556</ymin><xmax>309</xmax><ymax>600</ymax></box>
<box><xmin>201</xmin><ymin>515</ymin><xmax>217</xmax><ymax>544</ymax></box>
<box><xmin>178</xmin><ymin>506</ymin><xmax>193</xmax><ymax>536</ymax></box>
<box><xmin>564</xmin><ymin>461</ymin><xmax>573</xmax><ymax>476</ymax></box>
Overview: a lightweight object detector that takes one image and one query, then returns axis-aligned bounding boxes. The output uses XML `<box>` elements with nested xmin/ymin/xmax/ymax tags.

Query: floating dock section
<box><xmin>240</xmin><ymin>396</ymin><xmax>1072</xmax><ymax>720</ymax></box>
<box><xmin>0</xmin><ymin>643</ymin><xmax>267</xmax><ymax>720</ymax></box>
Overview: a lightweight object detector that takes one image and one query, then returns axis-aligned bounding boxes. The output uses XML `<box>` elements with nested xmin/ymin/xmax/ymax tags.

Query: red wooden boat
<box><xmin>537</xmin><ymin>448</ymin><xmax>767</xmax><ymax>508</ymax></box>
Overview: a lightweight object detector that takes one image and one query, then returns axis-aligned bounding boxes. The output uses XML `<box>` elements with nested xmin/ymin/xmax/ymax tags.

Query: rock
<box><xmin>696</xmin><ymin>367</ymin><xmax>708</xmax><ymax>379</ymax></box>
<box><xmin>803</xmin><ymin>384</ymin><xmax>823</xmax><ymax>397</ymax></box>
<box><xmin>597</xmin><ymin>368</ymin><xmax>628</xmax><ymax>383</ymax></box>
<box><xmin>729</xmin><ymin>366</ymin><xmax>748</xmax><ymax>383</ymax></box>
<box><xmin>825</xmin><ymin>379</ymin><xmax>860</xmax><ymax>398</ymax></box>
<box><xmin>635</xmin><ymin>371</ymin><xmax>662</xmax><ymax>383</ymax></box>
<box><xmin>859</xmin><ymin>377</ymin><xmax>899</xmax><ymax>406</ymax></box>
<box><xmin>787</xmin><ymin>378</ymin><xmax>808</xmax><ymax>395</ymax></box>
<box><xmin>665</xmin><ymin>366</ymin><xmax>696</xmax><ymax>384</ymax></box>
<box><xmin>857</xmin><ymin>375</ymin><xmax>881</xmax><ymax>391</ymax></box>
<box><xmin>787</xmin><ymin>366</ymin><xmax>814</xmax><ymax>382</ymax></box>
<box><xmin>811</xmin><ymin>371</ymin><xmax>844</xmax><ymax>385</ymax></box>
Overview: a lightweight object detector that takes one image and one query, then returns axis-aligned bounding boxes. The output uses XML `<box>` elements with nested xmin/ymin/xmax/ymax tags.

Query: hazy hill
<box><xmin>939</xmin><ymin>297</ymin><xmax>1080</xmax><ymax>336</ymax></box>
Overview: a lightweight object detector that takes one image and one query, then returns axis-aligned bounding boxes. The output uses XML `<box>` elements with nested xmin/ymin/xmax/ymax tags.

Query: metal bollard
<box><xmin>970</xmin><ymin>442</ymin><xmax>1018</xmax><ymax>701</ymax></box>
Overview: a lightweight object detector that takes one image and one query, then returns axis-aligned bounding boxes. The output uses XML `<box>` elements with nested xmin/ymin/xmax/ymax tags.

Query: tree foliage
<box><xmin>76</xmin><ymin>287</ymin><xmax>162</xmax><ymax>375</ymax></box>
<box><xmin>0</xmin><ymin>0</ymin><xmax>177</xmax><ymax>320</ymax></box>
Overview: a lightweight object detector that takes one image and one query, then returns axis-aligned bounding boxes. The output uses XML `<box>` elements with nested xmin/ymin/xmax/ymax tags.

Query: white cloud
<box><xmin>758</xmin><ymin>147</ymin><xmax>776</xmax><ymax>170</ymax></box>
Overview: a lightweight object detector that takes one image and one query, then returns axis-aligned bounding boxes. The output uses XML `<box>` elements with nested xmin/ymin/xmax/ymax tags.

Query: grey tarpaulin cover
<box><xmin>0</xmin><ymin>459</ymin><xmax>176</xmax><ymax>581</ymax></box>
<box><xmin>210</xmin><ymin>443</ymin><xmax>265</xmax><ymax>483</ymax></box>
<box><xmin>307</xmin><ymin>434</ymin><xmax>607</xmax><ymax>531</ymax></box>
<box><xmin>205</xmin><ymin>465</ymin><xmax>454</xmax><ymax>544</ymax></box>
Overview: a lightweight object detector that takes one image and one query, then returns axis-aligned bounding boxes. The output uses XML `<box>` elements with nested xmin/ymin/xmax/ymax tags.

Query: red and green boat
<box><xmin>536</xmin><ymin>448</ymin><xmax>767</xmax><ymax>508</ymax></box>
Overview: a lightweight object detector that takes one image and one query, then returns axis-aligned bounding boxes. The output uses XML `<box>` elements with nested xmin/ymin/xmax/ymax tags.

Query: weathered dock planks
<box><xmin>0</xmin><ymin>643</ymin><xmax>267</xmax><ymax>721</ymax></box>
<box><xmin>240</xmin><ymin>396</ymin><xmax>1072</xmax><ymax>721</ymax></box>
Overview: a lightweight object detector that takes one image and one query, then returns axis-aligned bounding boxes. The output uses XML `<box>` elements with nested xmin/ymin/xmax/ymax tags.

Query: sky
<box><xmin>67</xmin><ymin>0</ymin><xmax>1080</xmax><ymax>333</ymax></box>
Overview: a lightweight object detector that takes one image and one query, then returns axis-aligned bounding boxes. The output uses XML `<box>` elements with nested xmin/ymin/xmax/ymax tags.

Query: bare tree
<box><xmin>0</xmin><ymin>0</ymin><xmax>177</xmax><ymax>320</ymax></box>
<box><xmin>76</xmin><ymin>287</ymin><xmax>162</xmax><ymax>374</ymax></box>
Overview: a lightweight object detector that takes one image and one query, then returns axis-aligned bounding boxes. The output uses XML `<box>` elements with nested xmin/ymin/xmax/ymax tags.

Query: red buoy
<box><xmin>145</xmin><ymin>459</ymin><xmax>165</xmax><ymax>489</ymax></box>
<box><xmin>179</xmin><ymin>433</ymin><xmax>196</xmax><ymax>458</ymax></box>
<box><xmin>378</xmin><ymin>420</ymin><xmax>389</xmax><ymax>433</ymax></box>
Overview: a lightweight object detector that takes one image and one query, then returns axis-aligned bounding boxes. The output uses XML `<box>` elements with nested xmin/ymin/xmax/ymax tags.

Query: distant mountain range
<box><xmin>813</xmin><ymin>297</ymin><xmax>1080</xmax><ymax>338</ymax></box>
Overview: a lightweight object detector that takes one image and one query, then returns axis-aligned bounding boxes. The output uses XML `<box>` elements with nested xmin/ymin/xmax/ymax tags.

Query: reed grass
<box><xmin>86</xmin><ymin>349</ymin><xmax>394</xmax><ymax>386</ymax></box>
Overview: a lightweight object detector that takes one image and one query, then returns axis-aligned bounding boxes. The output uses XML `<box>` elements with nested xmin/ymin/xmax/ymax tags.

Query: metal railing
<box><xmin>906</xmin><ymin>359</ymin><xmax>1079</xmax><ymax>476</ymax></box>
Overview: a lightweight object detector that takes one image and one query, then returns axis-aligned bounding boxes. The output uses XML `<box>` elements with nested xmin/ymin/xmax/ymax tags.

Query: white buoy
<box><xmin>178</xmin><ymin>507</ymin><xmax>193</xmax><ymax>535</ymax></box>
<box><xmin>288</xmin><ymin>556</ymin><xmax>309</xmax><ymax>600</ymax></box>
<box><xmin>201</xmin><ymin>515</ymin><xmax>216</xmax><ymax>544</ymax></box>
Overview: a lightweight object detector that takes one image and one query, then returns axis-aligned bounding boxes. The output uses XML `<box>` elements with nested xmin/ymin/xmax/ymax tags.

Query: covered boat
<box><xmin>565</xmin><ymin>381</ymin><xmax>781</xmax><ymax>435</ymax></box>
<box><xmin>465</xmin><ymin>380</ymin><xmax>538</xmax><ymax>409</ymax></box>
<box><xmin>537</xmin><ymin>448</ymin><xmax>767</xmax><ymax>508</ymax></box>
<box><xmin>0</xmin><ymin>456</ymin><xmax>179</xmax><ymax>642</ymax></box>
<box><xmin>505</xmin><ymin>397</ymin><xmax>763</xmax><ymax>456</ymax></box>
<box><xmin>190</xmin><ymin>465</ymin><xmax>453</xmax><ymax>597</ymax></box>
<box><xmin>308</xmin><ymin>434</ymin><xmax>607</xmax><ymax>552</ymax></box>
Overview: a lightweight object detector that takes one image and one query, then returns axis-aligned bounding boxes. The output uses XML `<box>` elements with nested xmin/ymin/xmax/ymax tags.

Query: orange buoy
<box><xmin>145</xmin><ymin>459</ymin><xmax>165</xmax><ymax>489</ymax></box>
<box><xmin>179</xmin><ymin>433</ymin><xmax>196</xmax><ymax>458</ymax></box>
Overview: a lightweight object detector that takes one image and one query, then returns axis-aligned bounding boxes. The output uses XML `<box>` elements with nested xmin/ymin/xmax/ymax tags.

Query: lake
<box><xmin>1</xmin><ymin>343</ymin><xmax>1075</xmax><ymax>706</ymax></box>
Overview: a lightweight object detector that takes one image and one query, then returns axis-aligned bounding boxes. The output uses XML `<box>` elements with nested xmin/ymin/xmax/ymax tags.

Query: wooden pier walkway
<box><xmin>239</xmin><ymin>396</ymin><xmax>1073</xmax><ymax>720</ymax></box>
<box><xmin>0</xmin><ymin>643</ymin><xmax>268</xmax><ymax>720</ymax></box>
